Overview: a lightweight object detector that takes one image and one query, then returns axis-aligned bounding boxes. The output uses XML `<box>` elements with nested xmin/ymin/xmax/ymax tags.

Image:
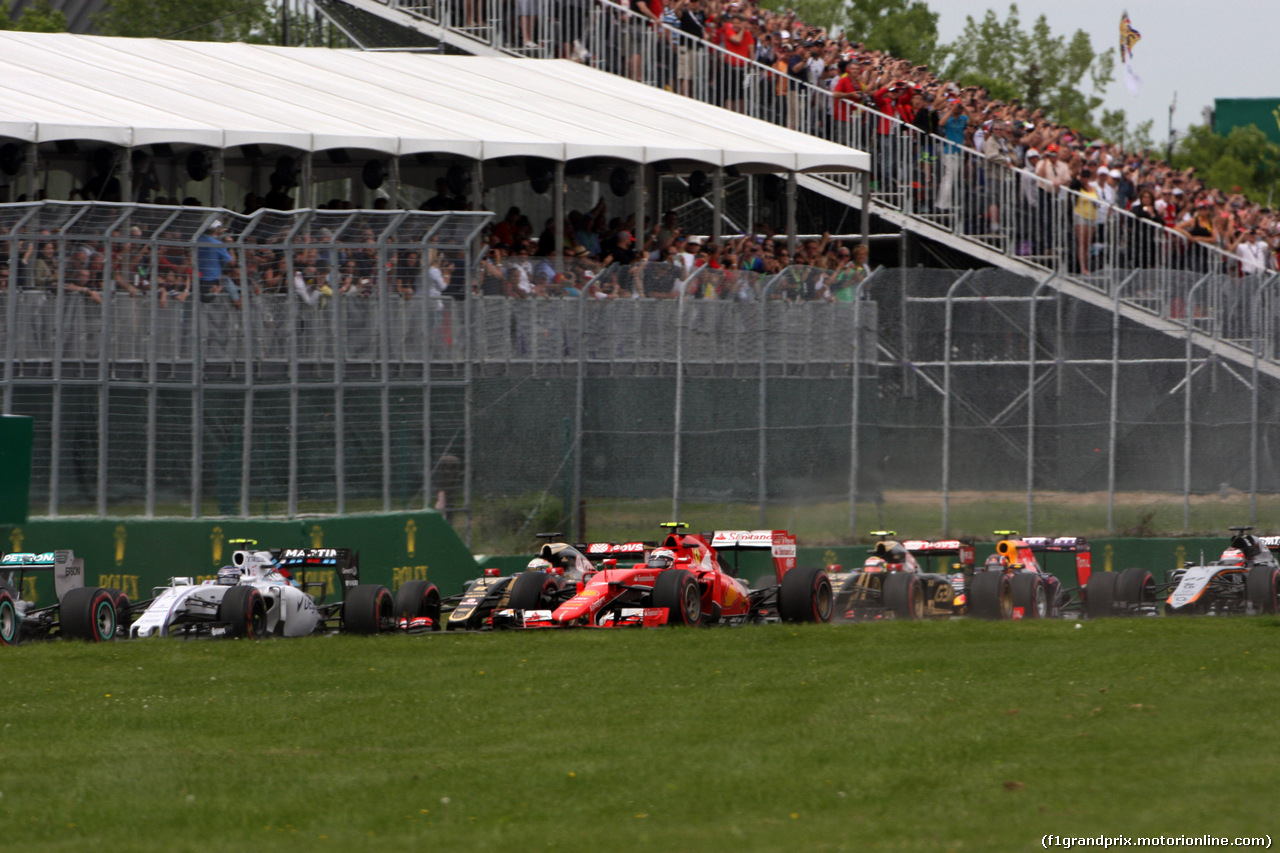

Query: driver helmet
<box><xmin>1219</xmin><ymin>548</ymin><xmax>1245</xmax><ymax>566</ymax></box>
<box><xmin>862</xmin><ymin>556</ymin><xmax>888</xmax><ymax>573</ymax></box>
<box><xmin>526</xmin><ymin>557</ymin><xmax>554</xmax><ymax>572</ymax></box>
<box><xmin>646</xmin><ymin>548</ymin><xmax>677</xmax><ymax>570</ymax></box>
<box><xmin>216</xmin><ymin>565</ymin><xmax>242</xmax><ymax>585</ymax></box>
<box><xmin>983</xmin><ymin>554</ymin><xmax>1010</xmax><ymax>572</ymax></box>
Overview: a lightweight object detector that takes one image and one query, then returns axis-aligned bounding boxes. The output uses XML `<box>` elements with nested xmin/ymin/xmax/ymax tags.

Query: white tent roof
<box><xmin>0</xmin><ymin>31</ymin><xmax>868</xmax><ymax>174</ymax></box>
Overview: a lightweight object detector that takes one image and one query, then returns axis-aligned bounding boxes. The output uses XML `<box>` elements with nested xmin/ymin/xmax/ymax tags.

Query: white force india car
<box><xmin>1164</xmin><ymin>527</ymin><xmax>1280</xmax><ymax>616</ymax></box>
<box><xmin>1</xmin><ymin>550</ymin><xmax>130</xmax><ymax>644</ymax></box>
<box><xmin>129</xmin><ymin>541</ymin><xmax>440</xmax><ymax>639</ymax></box>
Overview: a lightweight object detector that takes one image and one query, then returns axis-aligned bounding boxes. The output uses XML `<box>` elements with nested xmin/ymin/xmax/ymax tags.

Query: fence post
<box><xmin>672</xmin><ymin>268</ymin><xmax>693</xmax><ymax>523</ymax></box>
<box><xmin>757</xmin><ymin>272</ymin><xmax>783</xmax><ymax>528</ymax></box>
<box><xmin>1026</xmin><ymin>271</ymin><xmax>1059</xmax><ymax>535</ymax></box>
<box><xmin>1107</xmin><ymin>270</ymin><xmax>1140</xmax><ymax>533</ymax></box>
<box><xmin>940</xmin><ymin>270</ymin><xmax>974</xmax><ymax>535</ymax></box>
<box><xmin>573</xmin><ymin>280</ymin><xmax>587</xmax><ymax>541</ymax></box>
<box><xmin>1183</xmin><ymin>273</ymin><xmax>1212</xmax><ymax>532</ymax></box>
<box><xmin>849</xmin><ymin>267</ymin><xmax>880</xmax><ymax>537</ymax></box>
<box><xmin>1250</xmin><ymin>273</ymin><xmax>1278</xmax><ymax>526</ymax></box>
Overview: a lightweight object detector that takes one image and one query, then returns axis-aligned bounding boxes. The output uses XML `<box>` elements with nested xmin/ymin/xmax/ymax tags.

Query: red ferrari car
<box><xmin>503</xmin><ymin>523</ymin><xmax>833</xmax><ymax>627</ymax></box>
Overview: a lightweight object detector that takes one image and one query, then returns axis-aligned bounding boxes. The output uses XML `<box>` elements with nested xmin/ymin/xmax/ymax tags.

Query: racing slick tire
<box><xmin>343</xmin><ymin>584</ymin><xmax>393</xmax><ymax>634</ymax></box>
<box><xmin>968</xmin><ymin>572</ymin><xmax>1013</xmax><ymax>620</ymax></box>
<box><xmin>1010</xmin><ymin>574</ymin><xmax>1048</xmax><ymax>619</ymax></box>
<box><xmin>1246</xmin><ymin>565</ymin><xmax>1280</xmax><ymax>615</ymax></box>
<box><xmin>219</xmin><ymin>586</ymin><xmax>268</xmax><ymax>639</ymax></box>
<box><xmin>1084</xmin><ymin>572</ymin><xmax>1118</xmax><ymax>619</ymax></box>
<box><xmin>393</xmin><ymin>580</ymin><xmax>442</xmax><ymax>630</ymax></box>
<box><xmin>104</xmin><ymin>588</ymin><xmax>132</xmax><ymax>639</ymax></box>
<box><xmin>506</xmin><ymin>571</ymin><xmax>561</xmax><ymax>612</ymax></box>
<box><xmin>1114</xmin><ymin>568</ymin><xmax>1155</xmax><ymax>616</ymax></box>
<box><xmin>882</xmin><ymin>572</ymin><xmax>923</xmax><ymax>620</ymax></box>
<box><xmin>0</xmin><ymin>586</ymin><xmax>20</xmax><ymax>646</ymax></box>
<box><xmin>651</xmin><ymin>569</ymin><xmax>702</xmax><ymax>626</ymax></box>
<box><xmin>60</xmin><ymin>587</ymin><xmax>117</xmax><ymax>642</ymax></box>
<box><xmin>779</xmin><ymin>566</ymin><xmax>834</xmax><ymax>624</ymax></box>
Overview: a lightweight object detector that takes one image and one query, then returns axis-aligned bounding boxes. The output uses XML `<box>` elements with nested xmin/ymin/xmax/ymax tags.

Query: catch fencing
<box><xmin>6</xmin><ymin>200</ymin><xmax>1280</xmax><ymax>546</ymax></box>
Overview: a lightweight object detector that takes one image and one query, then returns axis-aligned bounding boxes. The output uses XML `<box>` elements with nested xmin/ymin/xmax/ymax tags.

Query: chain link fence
<box><xmin>6</xmin><ymin>200</ymin><xmax>1280</xmax><ymax>549</ymax></box>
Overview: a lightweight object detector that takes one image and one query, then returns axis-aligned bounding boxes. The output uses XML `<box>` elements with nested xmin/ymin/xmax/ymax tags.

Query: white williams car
<box><xmin>129</xmin><ymin>541</ymin><xmax>439</xmax><ymax>639</ymax></box>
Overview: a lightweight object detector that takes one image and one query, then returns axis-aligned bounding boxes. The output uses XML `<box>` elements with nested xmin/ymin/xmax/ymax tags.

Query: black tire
<box><xmin>1246</xmin><ymin>565</ymin><xmax>1280</xmax><ymax>615</ymax></box>
<box><xmin>969</xmin><ymin>572</ymin><xmax>1013</xmax><ymax>620</ymax></box>
<box><xmin>104</xmin><ymin>588</ymin><xmax>132</xmax><ymax>639</ymax></box>
<box><xmin>60</xmin><ymin>587</ymin><xmax>117</xmax><ymax>642</ymax></box>
<box><xmin>393</xmin><ymin>579</ymin><xmax>442</xmax><ymax>629</ymax></box>
<box><xmin>219</xmin><ymin>585</ymin><xmax>267</xmax><ymax>639</ymax></box>
<box><xmin>1084</xmin><ymin>572</ymin><xmax>1118</xmax><ymax>619</ymax></box>
<box><xmin>779</xmin><ymin>566</ymin><xmax>835</xmax><ymax>623</ymax></box>
<box><xmin>1114</xmin><ymin>568</ymin><xmax>1155</xmax><ymax>616</ymax></box>
<box><xmin>882</xmin><ymin>572</ymin><xmax>923</xmax><ymax>620</ymax></box>
<box><xmin>0</xmin><ymin>586</ymin><xmax>20</xmax><ymax>646</ymax></box>
<box><xmin>1010</xmin><ymin>574</ymin><xmax>1047</xmax><ymax>619</ymax></box>
<box><xmin>343</xmin><ymin>584</ymin><xmax>393</xmax><ymax>634</ymax></box>
<box><xmin>507</xmin><ymin>571</ymin><xmax>560</xmax><ymax>611</ymax></box>
<box><xmin>650</xmin><ymin>569</ymin><xmax>702</xmax><ymax>626</ymax></box>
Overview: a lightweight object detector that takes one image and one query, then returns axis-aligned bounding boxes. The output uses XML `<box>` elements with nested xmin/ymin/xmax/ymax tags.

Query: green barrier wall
<box><xmin>1</xmin><ymin>511</ymin><xmax>479</xmax><ymax>608</ymax></box>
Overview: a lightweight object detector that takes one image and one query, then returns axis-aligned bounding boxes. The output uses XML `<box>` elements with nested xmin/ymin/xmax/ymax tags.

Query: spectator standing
<box><xmin>674</xmin><ymin>0</ymin><xmax>705</xmax><ymax>98</ymax></box>
<box><xmin>936</xmin><ymin>98</ymin><xmax>968</xmax><ymax>212</ymax></box>
<box><xmin>197</xmin><ymin>220</ymin><xmax>239</xmax><ymax>304</ymax></box>
<box><xmin>719</xmin><ymin>10</ymin><xmax>754</xmax><ymax>113</ymax></box>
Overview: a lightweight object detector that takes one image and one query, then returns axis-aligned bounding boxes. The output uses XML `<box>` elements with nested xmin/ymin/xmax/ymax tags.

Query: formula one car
<box><xmin>129</xmin><ymin>541</ymin><xmax>438</xmax><ymax>639</ymax></box>
<box><xmin>1162</xmin><ymin>527</ymin><xmax>1280</xmax><ymax>616</ymax></box>
<box><xmin>444</xmin><ymin>533</ymin><xmax>647</xmax><ymax>630</ymax></box>
<box><xmin>500</xmin><ymin>523</ymin><xmax>832</xmax><ymax>627</ymax></box>
<box><xmin>0</xmin><ymin>550</ymin><xmax>129</xmax><ymax>644</ymax></box>
<box><xmin>964</xmin><ymin>532</ymin><xmax>1093</xmax><ymax>619</ymax></box>
<box><xmin>829</xmin><ymin>533</ymin><xmax>974</xmax><ymax>620</ymax></box>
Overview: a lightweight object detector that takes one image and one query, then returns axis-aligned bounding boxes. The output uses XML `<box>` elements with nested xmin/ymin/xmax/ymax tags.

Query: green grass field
<box><xmin>465</xmin><ymin>491</ymin><xmax>1280</xmax><ymax>555</ymax></box>
<box><xmin>3</xmin><ymin>618</ymin><xmax>1278</xmax><ymax>852</ymax></box>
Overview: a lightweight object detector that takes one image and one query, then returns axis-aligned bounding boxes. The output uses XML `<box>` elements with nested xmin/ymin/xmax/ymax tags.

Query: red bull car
<box><xmin>1161</xmin><ymin>527</ymin><xmax>1280</xmax><ymax>616</ymax></box>
<box><xmin>499</xmin><ymin>523</ymin><xmax>832</xmax><ymax>627</ymax></box>
<box><xmin>830</xmin><ymin>533</ymin><xmax>974</xmax><ymax>620</ymax></box>
<box><xmin>964</xmin><ymin>532</ymin><xmax>1094</xmax><ymax>619</ymax></box>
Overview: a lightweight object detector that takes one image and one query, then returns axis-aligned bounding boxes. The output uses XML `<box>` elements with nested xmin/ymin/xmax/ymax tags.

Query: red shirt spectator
<box><xmin>831</xmin><ymin>62</ymin><xmax>860</xmax><ymax>122</ymax></box>
<box><xmin>720</xmin><ymin>18</ymin><xmax>753</xmax><ymax>67</ymax></box>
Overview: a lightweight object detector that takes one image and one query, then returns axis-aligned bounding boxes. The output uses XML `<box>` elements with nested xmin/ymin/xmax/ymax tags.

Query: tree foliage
<box><xmin>760</xmin><ymin>0</ymin><xmax>941</xmax><ymax>67</ymax></box>
<box><xmin>838</xmin><ymin>0</ymin><xmax>940</xmax><ymax>67</ymax></box>
<box><xmin>938</xmin><ymin>3</ymin><xmax>1113</xmax><ymax>136</ymax></box>
<box><xmin>0</xmin><ymin>0</ymin><xmax>68</xmax><ymax>32</ymax></box>
<box><xmin>1174</xmin><ymin>124</ymin><xmax>1280</xmax><ymax>205</ymax></box>
<box><xmin>94</xmin><ymin>0</ymin><xmax>272</xmax><ymax>42</ymax></box>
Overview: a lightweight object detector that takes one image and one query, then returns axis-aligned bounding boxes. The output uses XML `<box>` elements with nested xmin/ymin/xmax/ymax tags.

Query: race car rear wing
<box><xmin>579</xmin><ymin>541</ymin><xmax>650</xmax><ymax>567</ymax></box>
<box><xmin>1004</xmin><ymin>535</ymin><xmax>1091</xmax><ymax>587</ymax></box>
<box><xmin>899</xmin><ymin>539</ymin><xmax>976</xmax><ymax>568</ymax></box>
<box><xmin>277</xmin><ymin>548</ymin><xmax>359</xmax><ymax>601</ymax></box>
<box><xmin>711</xmin><ymin>530</ymin><xmax>797</xmax><ymax>583</ymax></box>
<box><xmin>0</xmin><ymin>550</ymin><xmax>85</xmax><ymax>602</ymax></box>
